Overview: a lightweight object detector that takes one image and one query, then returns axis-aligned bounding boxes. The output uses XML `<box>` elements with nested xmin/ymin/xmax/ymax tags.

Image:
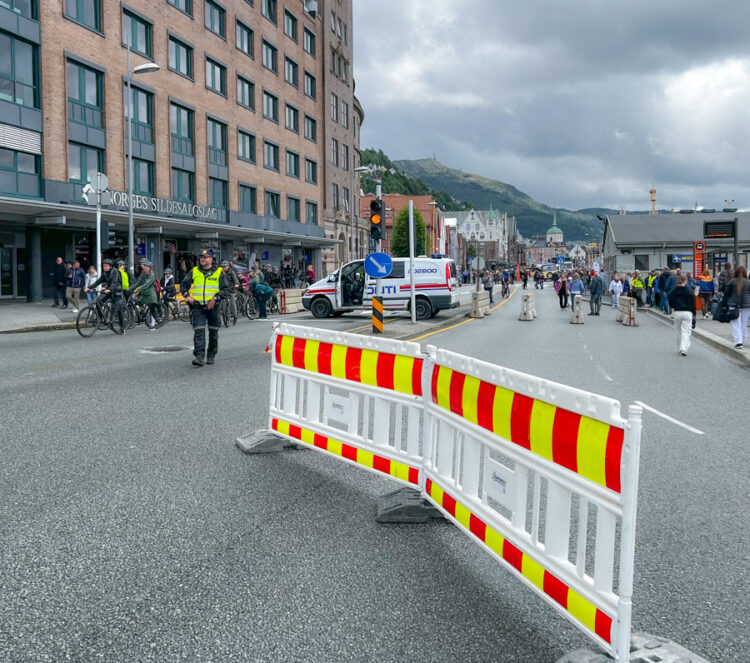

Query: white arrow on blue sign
<box><xmin>365</xmin><ymin>252</ymin><xmax>393</xmax><ymax>278</ymax></box>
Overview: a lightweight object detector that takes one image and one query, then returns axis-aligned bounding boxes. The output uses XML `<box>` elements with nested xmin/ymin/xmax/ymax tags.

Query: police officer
<box><xmin>181</xmin><ymin>250</ymin><xmax>230</xmax><ymax>366</ymax></box>
<box><xmin>84</xmin><ymin>258</ymin><xmax>126</xmax><ymax>333</ymax></box>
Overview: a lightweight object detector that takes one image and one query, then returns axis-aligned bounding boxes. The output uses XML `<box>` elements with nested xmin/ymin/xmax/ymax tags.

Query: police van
<box><xmin>302</xmin><ymin>257</ymin><xmax>460</xmax><ymax>319</ymax></box>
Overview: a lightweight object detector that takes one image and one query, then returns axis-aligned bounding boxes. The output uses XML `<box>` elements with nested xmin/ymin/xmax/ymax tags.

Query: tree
<box><xmin>389</xmin><ymin>207</ymin><xmax>425</xmax><ymax>257</ymax></box>
<box><xmin>466</xmin><ymin>244</ymin><xmax>477</xmax><ymax>259</ymax></box>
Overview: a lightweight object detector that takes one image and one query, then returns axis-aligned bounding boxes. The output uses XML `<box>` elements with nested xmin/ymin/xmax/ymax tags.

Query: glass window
<box><xmin>343</xmin><ymin>187</ymin><xmax>350</xmax><ymax>212</ymax></box>
<box><xmin>68</xmin><ymin>142</ymin><xmax>102</xmax><ymax>184</ymax></box>
<box><xmin>303</xmin><ymin>28</ymin><xmax>315</xmax><ymax>57</ymax></box>
<box><xmin>239</xmin><ymin>184</ymin><xmax>256</xmax><ymax>213</ymax></box>
<box><xmin>287</xmin><ymin>196</ymin><xmax>300</xmax><ymax>222</ymax></box>
<box><xmin>286</xmin><ymin>150</ymin><xmax>299</xmax><ymax>178</ymax></box>
<box><xmin>330</xmin><ymin>10</ymin><xmax>335</xmax><ymax>31</ymax></box>
<box><xmin>133</xmin><ymin>158</ymin><xmax>153</xmax><ymax>196</ymax></box>
<box><xmin>205</xmin><ymin>0</ymin><xmax>225</xmax><ymax>38</ymax></box>
<box><xmin>262</xmin><ymin>0</ymin><xmax>276</xmax><ymax>24</ymax></box>
<box><xmin>0</xmin><ymin>34</ymin><xmax>39</xmax><ymax>108</ymax></box>
<box><xmin>262</xmin><ymin>90</ymin><xmax>277</xmax><ymax>122</ymax></box>
<box><xmin>0</xmin><ymin>0</ymin><xmax>36</xmax><ymax>20</ymax></box>
<box><xmin>341</xmin><ymin>101</ymin><xmax>348</xmax><ymax>129</ymax></box>
<box><xmin>330</xmin><ymin>92</ymin><xmax>338</xmax><ymax>121</ymax></box>
<box><xmin>342</xmin><ymin>144</ymin><xmax>349</xmax><ymax>170</ymax></box>
<box><xmin>265</xmin><ymin>190</ymin><xmax>279</xmax><ymax>218</ymax></box>
<box><xmin>303</xmin><ymin>71</ymin><xmax>315</xmax><ymax>99</ymax></box>
<box><xmin>306</xmin><ymin>201</ymin><xmax>317</xmax><ymax>225</ymax></box>
<box><xmin>284</xmin><ymin>57</ymin><xmax>298</xmax><ymax>87</ymax></box>
<box><xmin>167</xmin><ymin>0</ymin><xmax>191</xmax><ymax>15</ymax></box>
<box><xmin>263</xmin><ymin>141</ymin><xmax>278</xmax><ymax>171</ymax></box>
<box><xmin>206</xmin><ymin>57</ymin><xmax>226</xmax><ymax>95</ymax></box>
<box><xmin>123</xmin><ymin>9</ymin><xmax>151</xmax><ymax>57</ymax></box>
<box><xmin>284</xmin><ymin>10</ymin><xmax>297</xmax><ymax>41</ymax></box>
<box><xmin>126</xmin><ymin>86</ymin><xmax>153</xmax><ymax>145</ymax></box>
<box><xmin>67</xmin><ymin>60</ymin><xmax>102</xmax><ymax>128</ymax></box>
<box><xmin>332</xmin><ymin>183</ymin><xmax>339</xmax><ymax>210</ymax></box>
<box><xmin>168</xmin><ymin>36</ymin><xmax>193</xmax><ymax>78</ymax></box>
<box><xmin>207</xmin><ymin>118</ymin><xmax>226</xmax><ymax>165</ymax></box>
<box><xmin>285</xmin><ymin>104</ymin><xmax>298</xmax><ymax>132</ymax></box>
<box><xmin>237</xmin><ymin>75</ymin><xmax>254</xmax><ymax>109</ymax></box>
<box><xmin>305</xmin><ymin>158</ymin><xmax>316</xmax><ymax>184</ymax></box>
<box><xmin>209</xmin><ymin>177</ymin><xmax>227</xmax><ymax>209</ymax></box>
<box><xmin>172</xmin><ymin>168</ymin><xmax>194</xmax><ymax>202</ymax></box>
<box><xmin>0</xmin><ymin>148</ymin><xmax>40</xmax><ymax>197</ymax></box>
<box><xmin>331</xmin><ymin>138</ymin><xmax>338</xmax><ymax>167</ymax></box>
<box><xmin>304</xmin><ymin>115</ymin><xmax>316</xmax><ymax>142</ymax></box>
<box><xmin>236</xmin><ymin>21</ymin><xmax>253</xmax><ymax>57</ymax></box>
<box><xmin>65</xmin><ymin>0</ymin><xmax>101</xmax><ymax>32</ymax></box>
<box><xmin>238</xmin><ymin>130</ymin><xmax>255</xmax><ymax>163</ymax></box>
<box><xmin>262</xmin><ymin>40</ymin><xmax>277</xmax><ymax>73</ymax></box>
<box><xmin>170</xmin><ymin>103</ymin><xmax>193</xmax><ymax>155</ymax></box>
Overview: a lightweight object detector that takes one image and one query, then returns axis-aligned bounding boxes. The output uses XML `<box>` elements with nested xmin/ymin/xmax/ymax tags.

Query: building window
<box><xmin>303</xmin><ymin>27</ymin><xmax>315</xmax><ymax>57</ymax></box>
<box><xmin>305</xmin><ymin>158</ymin><xmax>316</xmax><ymax>184</ymax></box>
<box><xmin>262</xmin><ymin>40</ymin><xmax>277</xmax><ymax>73</ymax></box>
<box><xmin>172</xmin><ymin>168</ymin><xmax>194</xmax><ymax>202</ymax></box>
<box><xmin>304</xmin><ymin>115</ymin><xmax>316</xmax><ymax>142</ymax></box>
<box><xmin>237</xmin><ymin>75</ymin><xmax>255</xmax><ymax>110</ymax></box>
<box><xmin>133</xmin><ymin>158</ymin><xmax>153</xmax><ymax>196</ymax></box>
<box><xmin>0</xmin><ymin>0</ymin><xmax>36</xmax><ymax>20</ymax></box>
<box><xmin>284</xmin><ymin>57</ymin><xmax>298</xmax><ymax>87</ymax></box>
<box><xmin>67</xmin><ymin>60</ymin><xmax>102</xmax><ymax>128</ymax></box>
<box><xmin>170</xmin><ymin>103</ymin><xmax>193</xmax><ymax>155</ymax></box>
<box><xmin>64</xmin><ymin>0</ymin><xmax>101</xmax><ymax>32</ymax></box>
<box><xmin>330</xmin><ymin>92</ymin><xmax>338</xmax><ymax>122</ymax></box>
<box><xmin>167</xmin><ymin>0</ymin><xmax>191</xmax><ymax>16</ymax></box>
<box><xmin>68</xmin><ymin>142</ymin><xmax>102</xmax><ymax>184</ymax></box>
<box><xmin>303</xmin><ymin>71</ymin><xmax>316</xmax><ymax>99</ymax></box>
<box><xmin>342</xmin><ymin>144</ymin><xmax>349</xmax><ymax>170</ymax></box>
<box><xmin>265</xmin><ymin>190</ymin><xmax>279</xmax><ymax>217</ymax></box>
<box><xmin>262</xmin><ymin>90</ymin><xmax>278</xmax><ymax>122</ymax></box>
<box><xmin>330</xmin><ymin>138</ymin><xmax>338</xmax><ymax>167</ymax></box>
<box><xmin>239</xmin><ymin>184</ymin><xmax>256</xmax><ymax>213</ymax></box>
<box><xmin>341</xmin><ymin>101</ymin><xmax>348</xmax><ymax>129</ymax></box>
<box><xmin>635</xmin><ymin>254</ymin><xmax>649</xmax><ymax>272</ymax></box>
<box><xmin>263</xmin><ymin>141</ymin><xmax>278</xmax><ymax>171</ymax></box>
<box><xmin>127</xmin><ymin>86</ymin><xmax>153</xmax><ymax>144</ymax></box>
<box><xmin>0</xmin><ymin>148</ymin><xmax>40</xmax><ymax>197</ymax></box>
<box><xmin>262</xmin><ymin>0</ymin><xmax>276</xmax><ymax>24</ymax></box>
<box><xmin>236</xmin><ymin>20</ymin><xmax>253</xmax><ymax>58</ymax></box>
<box><xmin>207</xmin><ymin>118</ymin><xmax>226</xmax><ymax>166</ymax></box>
<box><xmin>287</xmin><ymin>196</ymin><xmax>300</xmax><ymax>222</ymax></box>
<box><xmin>206</xmin><ymin>57</ymin><xmax>226</xmax><ymax>95</ymax></box>
<box><xmin>0</xmin><ymin>33</ymin><xmax>39</xmax><ymax>108</ymax></box>
<box><xmin>282</xmin><ymin>9</ymin><xmax>297</xmax><ymax>39</ymax></box>
<box><xmin>286</xmin><ymin>150</ymin><xmax>299</xmax><ymax>178</ymax></box>
<box><xmin>330</xmin><ymin>10</ymin><xmax>335</xmax><ymax>31</ymax></box>
<box><xmin>238</xmin><ymin>130</ymin><xmax>255</xmax><ymax>163</ymax></box>
<box><xmin>209</xmin><ymin>177</ymin><xmax>227</xmax><ymax>209</ymax></box>
<box><xmin>343</xmin><ymin>186</ymin><xmax>350</xmax><ymax>212</ymax></box>
<box><xmin>306</xmin><ymin>201</ymin><xmax>317</xmax><ymax>225</ymax></box>
<box><xmin>168</xmin><ymin>36</ymin><xmax>193</xmax><ymax>79</ymax></box>
<box><xmin>204</xmin><ymin>0</ymin><xmax>225</xmax><ymax>38</ymax></box>
<box><xmin>123</xmin><ymin>9</ymin><xmax>152</xmax><ymax>58</ymax></box>
<box><xmin>285</xmin><ymin>104</ymin><xmax>298</xmax><ymax>132</ymax></box>
<box><xmin>332</xmin><ymin>183</ymin><xmax>339</xmax><ymax>210</ymax></box>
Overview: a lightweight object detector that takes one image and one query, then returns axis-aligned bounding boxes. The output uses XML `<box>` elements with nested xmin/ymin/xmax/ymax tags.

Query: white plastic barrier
<box><xmin>616</xmin><ymin>296</ymin><xmax>638</xmax><ymax>327</ymax></box>
<box><xmin>571</xmin><ymin>296</ymin><xmax>585</xmax><ymax>324</ymax></box>
<box><xmin>259</xmin><ymin>323</ymin><xmax>643</xmax><ymax>662</ymax></box>
<box><xmin>471</xmin><ymin>290</ymin><xmax>492</xmax><ymax>318</ymax></box>
<box><xmin>519</xmin><ymin>292</ymin><xmax>537</xmax><ymax>321</ymax></box>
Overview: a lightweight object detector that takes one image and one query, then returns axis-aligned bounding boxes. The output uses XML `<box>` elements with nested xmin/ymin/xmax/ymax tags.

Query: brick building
<box><xmin>0</xmin><ymin>0</ymin><xmax>363</xmax><ymax>300</ymax></box>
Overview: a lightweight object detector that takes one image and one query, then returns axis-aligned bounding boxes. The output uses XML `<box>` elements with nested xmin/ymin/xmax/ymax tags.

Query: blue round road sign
<box><xmin>365</xmin><ymin>252</ymin><xmax>393</xmax><ymax>278</ymax></box>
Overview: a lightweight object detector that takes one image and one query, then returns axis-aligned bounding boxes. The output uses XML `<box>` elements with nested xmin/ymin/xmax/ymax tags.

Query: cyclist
<box><xmin>161</xmin><ymin>267</ymin><xmax>177</xmax><ymax>302</ymax></box>
<box><xmin>221</xmin><ymin>260</ymin><xmax>240</xmax><ymax>320</ymax></box>
<box><xmin>116</xmin><ymin>260</ymin><xmax>132</xmax><ymax>301</ymax></box>
<box><xmin>132</xmin><ymin>259</ymin><xmax>162</xmax><ymax>330</ymax></box>
<box><xmin>84</xmin><ymin>258</ymin><xmax>126</xmax><ymax>333</ymax></box>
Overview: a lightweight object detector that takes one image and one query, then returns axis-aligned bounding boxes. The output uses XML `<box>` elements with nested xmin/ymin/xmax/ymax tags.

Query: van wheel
<box><xmin>311</xmin><ymin>297</ymin><xmax>333</xmax><ymax>318</ymax></box>
<box><xmin>414</xmin><ymin>297</ymin><xmax>432</xmax><ymax>320</ymax></box>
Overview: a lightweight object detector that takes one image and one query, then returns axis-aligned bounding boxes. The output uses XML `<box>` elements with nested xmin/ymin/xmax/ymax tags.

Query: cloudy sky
<box><xmin>353</xmin><ymin>1</ymin><xmax>750</xmax><ymax>212</ymax></box>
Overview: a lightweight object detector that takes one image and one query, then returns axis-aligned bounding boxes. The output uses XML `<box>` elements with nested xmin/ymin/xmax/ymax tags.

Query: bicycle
<box><xmin>237</xmin><ymin>289</ymin><xmax>259</xmax><ymax>319</ymax></box>
<box><xmin>502</xmin><ymin>281</ymin><xmax>510</xmax><ymax>299</ymax></box>
<box><xmin>162</xmin><ymin>296</ymin><xmax>190</xmax><ymax>322</ymax></box>
<box><xmin>220</xmin><ymin>295</ymin><xmax>238</xmax><ymax>327</ymax></box>
<box><xmin>126</xmin><ymin>294</ymin><xmax>166</xmax><ymax>330</ymax></box>
<box><xmin>76</xmin><ymin>297</ymin><xmax>128</xmax><ymax>337</ymax></box>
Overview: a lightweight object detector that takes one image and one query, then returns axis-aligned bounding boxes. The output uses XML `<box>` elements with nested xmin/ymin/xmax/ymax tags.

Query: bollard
<box><xmin>617</xmin><ymin>296</ymin><xmax>638</xmax><ymax>327</ymax></box>
<box><xmin>570</xmin><ymin>296</ymin><xmax>584</xmax><ymax>324</ymax></box>
<box><xmin>519</xmin><ymin>292</ymin><xmax>536</xmax><ymax>321</ymax></box>
<box><xmin>471</xmin><ymin>290</ymin><xmax>491</xmax><ymax>318</ymax></box>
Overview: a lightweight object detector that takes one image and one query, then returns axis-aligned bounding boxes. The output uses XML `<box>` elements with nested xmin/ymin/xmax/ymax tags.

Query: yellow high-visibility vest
<box><xmin>647</xmin><ymin>275</ymin><xmax>657</xmax><ymax>287</ymax></box>
<box><xmin>631</xmin><ymin>277</ymin><xmax>644</xmax><ymax>289</ymax></box>
<box><xmin>189</xmin><ymin>267</ymin><xmax>222</xmax><ymax>303</ymax></box>
<box><xmin>119</xmin><ymin>269</ymin><xmax>130</xmax><ymax>290</ymax></box>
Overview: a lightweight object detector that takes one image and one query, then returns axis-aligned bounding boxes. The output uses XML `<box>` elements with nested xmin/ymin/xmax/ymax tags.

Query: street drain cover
<box><xmin>141</xmin><ymin>346</ymin><xmax>191</xmax><ymax>353</ymax></box>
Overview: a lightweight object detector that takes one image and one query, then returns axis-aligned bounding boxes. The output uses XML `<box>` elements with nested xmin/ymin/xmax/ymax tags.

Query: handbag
<box><xmin>715</xmin><ymin>300</ymin><xmax>739</xmax><ymax>323</ymax></box>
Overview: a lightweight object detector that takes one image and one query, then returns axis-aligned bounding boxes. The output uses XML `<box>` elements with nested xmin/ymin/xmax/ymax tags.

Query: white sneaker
<box><xmin>72</xmin><ymin>308</ymin><xmax>78</xmax><ymax>313</ymax></box>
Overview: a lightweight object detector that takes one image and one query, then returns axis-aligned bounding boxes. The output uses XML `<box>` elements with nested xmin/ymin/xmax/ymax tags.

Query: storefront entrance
<box><xmin>0</xmin><ymin>246</ymin><xmax>16</xmax><ymax>298</ymax></box>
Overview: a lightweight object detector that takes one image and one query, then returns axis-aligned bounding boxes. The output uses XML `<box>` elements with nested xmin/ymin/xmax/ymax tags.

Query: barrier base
<box><xmin>557</xmin><ymin>631</ymin><xmax>712</xmax><ymax>663</ymax></box>
<box><xmin>376</xmin><ymin>487</ymin><xmax>444</xmax><ymax>524</ymax></box>
<box><xmin>236</xmin><ymin>430</ymin><xmax>304</xmax><ymax>454</ymax></box>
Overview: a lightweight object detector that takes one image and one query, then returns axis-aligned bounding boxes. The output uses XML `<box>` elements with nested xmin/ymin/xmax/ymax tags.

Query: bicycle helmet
<box><xmin>221</xmin><ymin>260</ymin><xmax>230</xmax><ymax>267</ymax></box>
<box><xmin>116</xmin><ymin>260</ymin><xmax>126</xmax><ymax>266</ymax></box>
<box><xmin>164</xmin><ymin>267</ymin><xmax>173</xmax><ymax>274</ymax></box>
<box><xmin>102</xmin><ymin>258</ymin><xmax>113</xmax><ymax>265</ymax></box>
<box><xmin>140</xmin><ymin>259</ymin><xmax>152</xmax><ymax>267</ymax></box>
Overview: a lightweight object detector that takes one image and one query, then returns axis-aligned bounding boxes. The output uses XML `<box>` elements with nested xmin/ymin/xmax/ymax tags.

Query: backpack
<box><xmin>155</xmin><ymin>278</ymin><xmax>161</xmax><ymax>294</ymax></box>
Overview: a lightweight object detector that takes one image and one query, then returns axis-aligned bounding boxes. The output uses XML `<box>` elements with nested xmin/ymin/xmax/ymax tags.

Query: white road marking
<box><xmin>596</xmin><ymin>365</ymin><xmax>613</xmax><ymax>382</ymax></box>
<box><xmin>634</xmin><ymin>400</ymin><xmax>705</xmax><ymax>435</ymax></box>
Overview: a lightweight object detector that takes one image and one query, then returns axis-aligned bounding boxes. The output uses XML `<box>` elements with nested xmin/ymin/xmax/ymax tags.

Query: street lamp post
<box><xmin>350</xmin><ymin>165</ymin><xmax>369</xmax><ymax>260</ymax></box>
<box><xmin>126</xmin><ymin>46</ymin><xmax>160</xmax><ymax>272</ymax></box>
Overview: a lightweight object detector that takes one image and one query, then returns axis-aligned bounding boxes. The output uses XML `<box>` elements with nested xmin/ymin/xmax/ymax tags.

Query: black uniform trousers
<box><xmin>191</xmin><ymin>305</ymin><xmax>220</xmax><ymax>358</ymax></box>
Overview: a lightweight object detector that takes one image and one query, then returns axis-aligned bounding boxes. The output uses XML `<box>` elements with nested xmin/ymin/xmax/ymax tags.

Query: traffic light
<box><xmin>370</xmin><ymin>198</ymin><xmax>383</xmax><ymax>240</ymax></box>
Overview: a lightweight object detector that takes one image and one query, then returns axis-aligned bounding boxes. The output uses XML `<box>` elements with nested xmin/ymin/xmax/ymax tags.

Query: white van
<box><xmin>302</xmin><ymin>257</ymin><xmax>460</xmax><ymax>320</ymax></box>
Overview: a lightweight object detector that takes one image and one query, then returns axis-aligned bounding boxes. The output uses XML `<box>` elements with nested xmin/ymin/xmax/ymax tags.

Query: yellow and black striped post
<box><xmin>372</xmin><ymin>296</ymin><xmax>384</xmax><ymax>334</ymax></box>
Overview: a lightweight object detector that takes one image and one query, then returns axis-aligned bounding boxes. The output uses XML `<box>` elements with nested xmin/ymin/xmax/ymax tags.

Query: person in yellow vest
<box><xmin>115</xmin><ymin>260</ymin><xmax>132</xmax><ymax>299</ymax></box>
<box><xmin>180</xmin><ymin>250</ymin><xmax>231</xmax><ymax>366</ymax></box>
<box><xmin>630</xmin><ymin>270</ymin><xmax>645</xmax><ymax>307</ymax></box>
<box><xmin>646</xmin><ymin>270</ymin><xmax>658</xmax><ymax>307</ymax></box>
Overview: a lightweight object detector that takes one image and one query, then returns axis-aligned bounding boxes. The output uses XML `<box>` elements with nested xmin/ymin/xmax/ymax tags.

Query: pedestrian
<box><xmin>67</xmin><ymin>260</ymin><xmax>85</xmax><ymax>312</ymax></box>
<box><xmin>646</xmin><ymin>270</ymin><xmax>658</xmax><ymax>307</ymax></box>
<box><xmin>84</xmin><ymin>259</ymin><xmax>125</xmax><ymax>332</ymax></box>
<box><xmin>718</xmin><ymin>262</ymin><xmax>733</xmax><ymax>295</ymax></box>
<box><xmin>306</xmin><ymin>264</ymin><xmax>316</xmax><ymax>285</ymax></box>
<box><xmin>720</xmin><ymin>266</ymin><xmax>750</xmax><ymax>349</ymax></box>
<box><xmin>609</xmin><ymin>273</ymin><xmax>623</xmax><ymax>309</ymax></box>
<box><xmin>482</xmin><ymin>270</ymin><xmax>494</xmax><ymax>304</ymax></box>
<box><xmin>132</xmin><ymin>259</ymin><xmax>162</xmax><ymax>329</ymax></box>
<box><xmin>663</xmin><ymin>269</ymin><xmax>678</xmax><ymax>314</ymax></box>
<box><xmin>181</xmin><ymin>250</ymin><xmax>231</xmax><ymax>366</ymax></box>
<box><xmin>668</xmin><ymin>274</ymin><xmax>696</xmax><ymax>356</ymax></box>
<box><xmin>85</xmin><ymin>266</ymin><xmax>99</xmax><ymax>306</ymax></box>
<box><xmin>569</xmin><ymin>272</ymin><xmax>583</xmax><ymax>311</ymax></box>
<box><xmin>248</xmin><ymin>279</ymin><xmax>273</xmax><ymax>319</ymax></box>
<box><xmin>521</xmin><ymin>270</ymin><xmax>528</xmax><ymax>289</ymax></box>
<box><xmin>697</xmin><ymin>268</ymin><xmax>715</xmax><ymax>319</ymax></box>
<box><xmin>588</xmin><ymin>272</ymin><xmax>603</xmax><ymax>315</ymax></box>
<box><xmin>51</xmin><ymin>256</ymin><xmax>68</xmax><ymax>308</ymax></box>
<box><xmin>555</xmin><ymin>272</ymin><xmax>568</xmax><ymax>309</ymax></box>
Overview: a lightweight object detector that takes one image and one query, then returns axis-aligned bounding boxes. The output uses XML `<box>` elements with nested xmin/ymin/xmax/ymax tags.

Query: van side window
<box><xmin>383</xmin><ymin>262</ymin><xmax>405</xmax><ymax>279</ymax></box>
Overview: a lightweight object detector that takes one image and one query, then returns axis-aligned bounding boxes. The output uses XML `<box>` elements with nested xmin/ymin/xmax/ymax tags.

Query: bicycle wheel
<box><xmin>221</xmin><ymin>301</ymin><xmax>230</xmax><ymax>328</ymax></box>
<box><xmin>177</xmin><ymin>301</ymin><xmax>190</xmax><ymax>322</ymax></box>
<box><xmin>76</xmin><ymin>306</ymin><xmax>99</xmax><ymax>338</ymax></box>
<box><xmin>245</xmin><ymin>296</ymin><xmax>259</xmax><ymax>320</ymax></box>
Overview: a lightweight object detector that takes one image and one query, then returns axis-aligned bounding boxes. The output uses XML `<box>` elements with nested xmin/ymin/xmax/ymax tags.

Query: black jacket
<box><xmin>88</xmin><ymin>268</ymin><xmax>123</xmax><ymax>295</ymax></box>
<box><xmin>589</xmin><ymin>277</ymin><xmax>604</xmax><ymax>296</ymax></box>
<box><xmin>668</xmin><ymin>286</ymin><xmax>695</xmax><ymax>313</ymax></box>
<box><xmin>723</xmin><ymin>278</ymin><xmax>750</xmax><ymax>308</ymax></box>
<box><xmin>53</xmin><ymin>263</ymin><xmax>67</xmax><ymax>286</ymax></box>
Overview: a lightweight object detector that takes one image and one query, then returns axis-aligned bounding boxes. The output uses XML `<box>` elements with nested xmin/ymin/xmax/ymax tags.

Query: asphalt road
<box><xmin>0</xmin><ymin>291</ymin><xmax>747</xmax><ymax>662</ymax></box>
